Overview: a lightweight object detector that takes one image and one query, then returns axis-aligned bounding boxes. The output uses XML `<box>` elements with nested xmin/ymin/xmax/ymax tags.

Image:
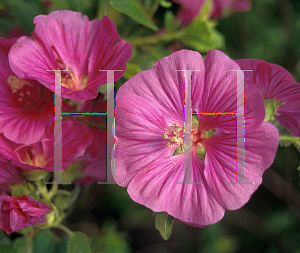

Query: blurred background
<box><xmin>0</xmin><ymin>0</ymin><xmax>300</xmax><ymax>252</ymax></box>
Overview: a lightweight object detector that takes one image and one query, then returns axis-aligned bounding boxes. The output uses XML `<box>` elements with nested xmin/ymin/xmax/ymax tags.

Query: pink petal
<box><xmin>235</xmin><ymin>59</ymin><xmax>300</xmax><ymax>135</ymax></box>
<box><xmin>0</xmin><ymin>119</ymin><xmax>93</xmax><ymax>171</ymax></box>
<box><xmin>127</xmin><ymin>152</ymin><xmax>225</xmax><ymax>226</ymax></box>
<box><xmin>9</xmin><ymin>11</ymin><xmax>132</xmax><ymax>101</ymax></box>
<box><xmin>203</xmin><ymin>121</ymin><xmax>279</xmax><ymax>210</ymax></box>
<box><xmin>0</xmin><ymin>38</ymin><xmax>54</xmax><ymax>145</ymax></box>
<box><xmin>114</xmin><ymin>94</ymin><xmax>174</xmax><ymax>186</ymax></box>
<box><xmin>0</xmin><ymin>162</ymin><xmax>23</xmax><ymax>185</ymax></box>
<box><xmin>116</xmin><ymin>49</ymin><xmax>205</xmax><ymax>126</ymax></box>
<box><xmin>275</xmin><ymin>96</ymin><xmax>300</xmax><ymax>136</ymax></box>
<box><xmin>235</xmin><ymin>59</ymin><xmax>299</xmax><ymax>101</ymax></box>
<box><xmin>196</xmin><ymin>50</ymin><xmax>265</xmax><ymax>132</ymax></box>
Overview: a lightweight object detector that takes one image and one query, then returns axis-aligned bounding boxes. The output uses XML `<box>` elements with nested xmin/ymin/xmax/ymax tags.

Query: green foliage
<box><xmin>91</xmin><ymin>221</ymin><xmax>131</xmax><ymax>253</ymax></box>
<box><xmin>110</xmin><ymin>0</ymin><xmax>158</xmax><ymax>31</ymax></box>
<box><xmin>164</xmin><ymin>11</ymin><xmax>179</xmax><ymax>32</ymax></box>
<box><xmin>123</xmin><ymin>62</ymin><xmax>142</xmax><ymax>79</ymax></box>
<box><xmin>67</xmin><ymin>232</ymin><xmax>92</xmax><ymax>253</ymax></box>
<box><xmin>32</xmin><ymin>230</ymin><xmax>58</xmax><ymax>253</ymax></box>
<box><xmin>159</xmin><ymin>0</ymin><xmax>172</xmax><ymax>8</ymax></box>
<box><xmin>8</xmin><ymin>0</ymin><xmax>45</xmax><ymax>34</ymax></box>
<box><xmin>179</xmin><ymin>0</ymin><xmax>224</xmax><ymax>52</ymax></box>
<box><xmin>154</xmin><ymin>212</ymin><xmax>174</xmax><ymax>240</ymax></box>
<box><xmin>14</xmin><ymin>236</ymin><xmax>33</xmax><ymax>253</ymax></box>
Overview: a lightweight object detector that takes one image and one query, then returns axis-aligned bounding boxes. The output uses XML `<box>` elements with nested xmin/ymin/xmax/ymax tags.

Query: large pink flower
<box><xmin>0</xmin><ymin>119</ymin><xmax>93</xmax><ymax>171</ymax></box>
<box><xmin>0</xmin><ymin>38</ymin><xmax>54</xmax><ymax>145</ymax></box>
<box><xmin>8</xmin><ymin>10</ymin><xmax>133</xmax><ymax>101</ymax></box>
<box><xmin>0</xmin><ymin>195</ymin><xmax>51</xmax><ymax>234</ymax></box>
<box><xmin>113</xmin><ymin>50</ymin><xmax>279</xmax><ymax>226</ymax></box>
<box><xmin>235</xmin><ymin>59</ymin><xmax>300</xmax><ymax>136</ymax></box>
<box><xmin>173</xmin><ymin>0</ymin><xmax>251</xmax><ymax>25</ymax></box>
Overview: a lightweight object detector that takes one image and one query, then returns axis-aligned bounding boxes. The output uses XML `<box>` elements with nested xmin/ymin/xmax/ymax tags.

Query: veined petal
<box><xmin>203</xmin><ymin>122</ymin><xmax>279</xmax><ymax>210</ymax></box>
<box><xmin>196</xmin><ymin>50</ymin><xmax>264</xmax><ymax>132</ymax></box>
<box><xmin>236</xmin><ymin>59</ymin><xmax>300</xmax><ymax>136</ymax></box>
<box><xmin>116</xmin><ymin>50</ymin><xmax>205</xmax><ymax>125</ymax></box>
<box><xmin>8</xmin><ymin>11</ymin><xmax>132</xmax><ymax>101</ymax></box>
<box><xmin>114</xmin><ymin>94</ymin><xmax>174</xmax><ymax>186</ymax></box>
<box><xmin>127</xmin><ymin>152</ymin><xmax>225</xmax><ymax>226</ymax></box>
<box><xmin>0</xmin><ymin>38</ymin><xmax>54</xmax><ymax>145</ymax></box>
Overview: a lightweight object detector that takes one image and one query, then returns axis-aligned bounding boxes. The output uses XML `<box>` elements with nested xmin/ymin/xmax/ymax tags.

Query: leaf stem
<box><xmin>52</xmin><ymin>224</ymin><xmax>73</xmax><ymax>237</ymax></box>
<box><xmin>279</xmin><ymin>136</ymin><xmax>300</xmax><ymax>142</ymax></box>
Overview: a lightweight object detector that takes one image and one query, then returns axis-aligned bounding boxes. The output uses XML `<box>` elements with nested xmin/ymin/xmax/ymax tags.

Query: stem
<box><xmin>280</xmin><ymin>136</ymin><xmax>300</xmax><ymax>142</ymax></box>
<box><xmin>52</xmin><ymin>224</ymin><xmax>73</xmax><ymax>237</ymax></box>
<box><xmin>36</xmin><ymin>181</ymin><xmax>51</xmax><ymax>203</ymax></box>
<box><xmin>48</xmin><ymin>183</ymin><xmax>58</xmax><ymax>199</ymax></box>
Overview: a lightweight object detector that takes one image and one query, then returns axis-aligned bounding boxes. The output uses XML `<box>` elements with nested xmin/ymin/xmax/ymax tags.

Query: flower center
<box><xmin>163</xmin><ymin>123</ymin><xmax>184</xmax><ymax>151</ymax></box>
<box><xmin>51</xmin><ymin>45</ymin><xmax>87</xmax><ymax>91</ymax></box>
<box><xmin>163</xmin><ymin>115</ymin><xmax>215</xmax><ymax>160</ymax></box>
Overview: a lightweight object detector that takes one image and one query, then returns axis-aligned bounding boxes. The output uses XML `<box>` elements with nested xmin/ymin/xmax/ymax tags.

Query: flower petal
<box><xmin>196</xmin><ymin>50</ymin><xmax>265</xmax><ymax>132</ymax></box>
<box><xmin>9</xmin><ymin>11</ymin><xmax>132</xmax><ymax>101</ymax></box>
<box><xmin>116</xmin><ymin>49</ymin><xmax>205</xmax><ymax>126</ymax></box>
<box><xmin>203</xmin><ymin>121</ymin><xmax>279</xmax><ymax>210</ymax></box>
<box><xmin>114</xmin><ymin>94</ymin><xmax>174</xmax><ymax>186</ymax></box>
<box><xmin>127</xmin><ymin>152</ymin><xmax>225</xmax><ymax>226</ymax></box>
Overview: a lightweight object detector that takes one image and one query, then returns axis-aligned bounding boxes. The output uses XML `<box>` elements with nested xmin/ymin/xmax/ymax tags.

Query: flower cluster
<box><xmin>0</xmin><ymin>6</ymin><xmax>299</xmax><ymax>241</ymax></box>
<box><xmin>0</xmin><ymin>10</ymin><xmax>132</xmax><ymax>234</ymax></box>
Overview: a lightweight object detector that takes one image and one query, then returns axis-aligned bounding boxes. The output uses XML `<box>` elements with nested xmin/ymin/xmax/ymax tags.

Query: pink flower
<box><xmin>74</xmin><ymin>96</ymin><xmax>107</xmax><ymax>185</ymax></box>
<box><xmin>8</xmin><ymin>10</ymin><xmax>133</xmax><ymax>101</ymax></box>
<box><xmin>173</xmin><ymin>0</ymin><xmax>251</xmax><ymax>25</ymax></box>
<box><xmin>0</xmin><ymin>119</ymin><xmax>93</xmax><ymax>171</ymax></box>
<box><xmin>235</xmin><ymin>59</ymin><xmax>300</xmax><ymax>136</ymax></box>
<box><xmin>0</xmin><ymin>195</ymin><xmax>51</xmax><ymax>234</ymax></box>
<box><xmin>0</xmin><ymin>162</ymin><xmax>23</xmax><ymax>185</ymax></box>
<box><xmin>113</xmin><ymin>50</ymin><xmax>279</xmax><ymax>226</ymax></box>
<box><xmin>0</xmin><ymin>38</ymin><xmax>54</xmax><ymax>145</ymax></box>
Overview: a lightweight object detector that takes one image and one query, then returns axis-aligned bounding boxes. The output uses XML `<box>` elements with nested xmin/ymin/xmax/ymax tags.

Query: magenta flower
<box><xmin>0</xmin><ymin>119</ymin><xmax>93</xmax><ymax>171</ymax></box>
<box><xmin>173</xmin><ymin>0</ymin><xmax>251</xmax><ymax>25</ymax></box>
<box><xmin>8</xmin><ymin>10</ymin><xmax>133</xmax><ymax>101</ymax></box>
<box><xmin>0</xmin><ymin>162</ymin><xmax>23</xmax><ymax>185</ymax></box>
<box><xmin>74</xmin><ymin>96</ymin><xmax>107</xmax><ymax>185</ymax></box>
<box><xmin>0</xmin><ymin>38</ymin><xmax>54</xmax><ymax>145</ymax></box>
<box><xmin>113</xmin><ymin>50</ymin><xmax>279</xmax><ymax>225</ymax></box>
<box><xmin>235</xmin><ymin>59</ymin><xmax>300</xmax><ymax>136</ymax></box>
<box><xmin>0</xmin><ymin>195</ymin><xmax>51</xmax><ymax>234</ymax></box>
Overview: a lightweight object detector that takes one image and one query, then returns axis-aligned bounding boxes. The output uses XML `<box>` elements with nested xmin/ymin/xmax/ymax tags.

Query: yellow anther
<box><xmin>7</xmin><ymin>76</ymin><xmax>33</xmax><ymax>93</ymax></box>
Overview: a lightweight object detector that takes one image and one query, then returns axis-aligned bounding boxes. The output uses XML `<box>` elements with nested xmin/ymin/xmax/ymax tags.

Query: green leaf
<box><xmin>33</xmin><ymin>230</ymin><xmax>57</xmax><ymax>253</ymax></box>
<box><xmin>164</xmin><ymin>11</ymin><xmax>179</xmax><ymax>32</ymax></box>
<box><xmin>179</xmin><ymin>0</ymin><xmax>224</xmax><ymax>52</ymax></box>
<box><xmin>110</xmin><ymin>0</ymin><xmax>158</xmax><ymax>31</ymax></box>
<box><xmin>14</xmin><ymin>236</ymin><xmax>33</xmax><ymax>253</ymax></box>
<box><xmin>67</xmin><ymin>232</ymin><xmax>92</xmax><ymax>253</ymax></box>
<box><xmin>154</xmin><ymin>212</ymin><xmax>174</xmax><ymax>241</ymax></box>
<box><xmin>0</xmin><ymin>244</ymin><xmax>17</xmax><ymax>253</ymax></box>
<box><xmin>160</xmin><ymin>0</ymin><xmax>172</xmax><ymax>8</ymax></box>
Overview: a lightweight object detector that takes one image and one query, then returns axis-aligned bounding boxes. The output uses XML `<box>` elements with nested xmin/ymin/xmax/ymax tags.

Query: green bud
<box><xmin>53</xmin><ymin>194</ymin><xmax>71</xmax><ymax>210</ymax></box>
